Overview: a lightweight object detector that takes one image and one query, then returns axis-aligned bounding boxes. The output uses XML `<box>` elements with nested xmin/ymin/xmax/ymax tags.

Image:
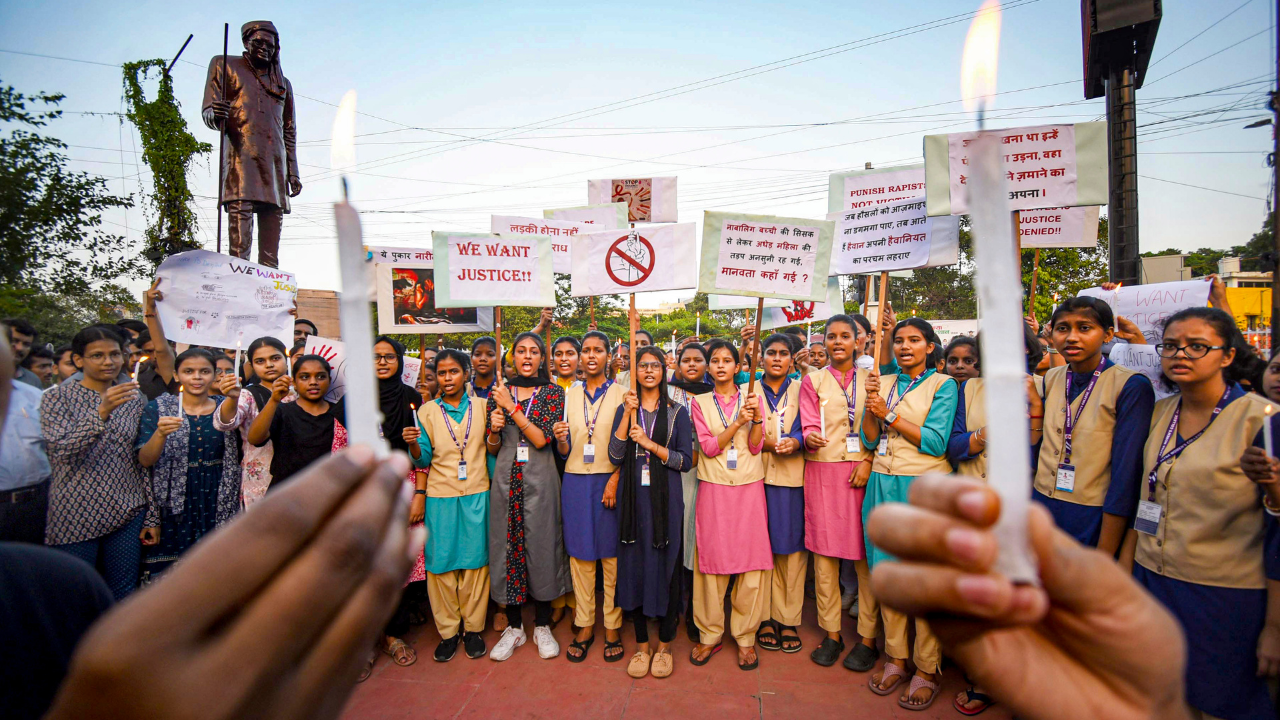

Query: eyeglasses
<box><xmin>637</xmin><ymin>362</ymin><xmax>665</xmax><ymax>371</ymax></box>
<box><xmin>1154</xmin><ymin>342</ymin><xmax>1228</xmax><ymax>359</ymax></box>
<box><xmin>374</xmin><ymin>354</ymin><xmax>398</xmax><ymax>364</ymax></box>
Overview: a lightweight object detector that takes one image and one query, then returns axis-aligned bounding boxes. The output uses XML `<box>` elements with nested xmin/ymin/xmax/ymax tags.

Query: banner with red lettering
<box><xmin>569</xmin><ymin>223</ymin><xmax>697</xmax><ymax>296</ymax></box>
<box><xmin>698</xmin><ymin>211</ymin><xmax>834</xmax><ymax>302</ymax></box>
<box><xmin>827</xmin><ymin>164</ymin><xmax>928</xmax><ymax>214</ymax></box>
<box><xmin>490</xmin><ymin>215</ymin><xmax>590</xmax><ymax>274</ymax></box>
<box><xmin>922</xmin><ymin>122</ymin><xmax>1108</xmax><ymax>216</ymax></box>
<box><xmin>1017</xmin><ymin>206</ymin><xmax>1101</xmax><ymax>248</ymax></box>
<box><xmin>826</xmin><ymin>196</ymin><xmax>960</xmax><ymax>274</ymax></box>
<box><xmin>587</xmin><ymin>177</ymin><xmax>678</xmax><ymax>223</ymax></box>
<box><xmin>430</xmin><ymin>232</ymin><xmax>555</xmax><ymax>308</ymax></box>
<box><xmin>542</xmin><ymin>202</ymin><xmax>629</xmax><ymax>231</ymax></box>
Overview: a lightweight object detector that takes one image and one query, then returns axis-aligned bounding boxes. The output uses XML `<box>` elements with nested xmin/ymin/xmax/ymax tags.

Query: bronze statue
<box><xmin>202</xmin><ymin>20</ymin><xmax>301</xmax><ymax>268</ymax></box>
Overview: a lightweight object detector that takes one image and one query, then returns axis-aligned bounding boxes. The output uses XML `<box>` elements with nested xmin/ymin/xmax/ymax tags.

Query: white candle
<box><xmin>178</xmin><ymin>385</ymin><xmax>185</xmax><ymax>418</ymax></box>
<box><xmin>1266</xmin><ymin>405</ymin><xmax>1274</xmax><ymax>458</ymax></box>
<box><xmin>962</xmin><ymin>0</ymin><xmax>1035</xmax><ymax>584</ymax></box>
<box><xmin>410</xmin><ymin>403</ymin><xmax>426</xmax><ymax>434</ymax></box>
<box><xmin>819</xmin><ymin>399</ymin><xmax>827</xmax><ymax>439</ymax></box>
<box><xmin>133</xmin><ymin>355</ymin><xmax>148</xmax><ymax>380</ymax></box>
<box><xmin>331</xmin><ymin>90</ymin><xmax>388</xmax><ymax>457</ymax></box>
<box><xmin>695</xmin><ymin>313</ymin><xmax>700</xmax><ymax>340</ymax></box>
<box><xmin>233</xmin><ymin>334</ymin><xmax>243</xmax><ymax>382</ymax></box>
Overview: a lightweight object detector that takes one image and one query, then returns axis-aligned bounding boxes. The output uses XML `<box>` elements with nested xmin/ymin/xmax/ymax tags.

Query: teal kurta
<box><xmin>413</xmin><ymin>395</ymin><xmax>488</xmax><ymax>575</ymax></box>
<box><xmin>859</xmin><ymin>365</ymin><xmax>958</xmax><ymax>569</ymax></box>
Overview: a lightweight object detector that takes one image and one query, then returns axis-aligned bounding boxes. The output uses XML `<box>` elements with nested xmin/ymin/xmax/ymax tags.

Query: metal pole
<box><xmin>164</xmin><ymin>34</ymin><xmax>193</xmax><ymax>76</ymax></box>
<box><xmin>1106</xmin><ymin>65</ymin><xmax>1140</xmax><ymax>286</ymax></box>
<box><xmin>1271</xmin><ymin>0</ymin><xmax>1280</xmax><ymax>345</ymax></box>
<box><xmin>215</xmin><ymin>23</ymin><xmax>228</xmax><ymax>254</ymax></box>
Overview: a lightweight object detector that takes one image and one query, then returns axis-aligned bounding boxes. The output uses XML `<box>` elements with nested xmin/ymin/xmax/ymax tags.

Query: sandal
<box><xmin>778</xmin><ymin>625</ymin><xmax>803</xmax><ymax>654</ymax></box>
<box><xmin>356</xmin><ymin>650</ymin><xmax>377</xmax><ymax>682</ymax></box>
<box><xmin>627</xmin><ymin>650</ymin><xmax>652</xmax><ymax>678</ymax></box>
<box><xmin>603</xmin><ymin>638</ymin><xmax>626</xmax><ymax>663</ymax></box>
<box><xmin>898</xmin><ymin>674</ymin><xmax>940</xmax><ymax>711</ymax></box>
<box><xmin>756</xmin><ymin>620</ymin><xmax>781</xmax><ymax>651</ymax></box>
<box><xmin>954</xmin><ymin>687</ymin><xmax>996</xmax><ymax>716</ymax></box>
<box><xmin>868</xmin><ymin>661</ymin><xmax>908</xmax><ymax>696</ymax></box>
<box><xmin>738</xmin><ymin>647</ymin><xmax>759</xmax><ymax>671</ymax></box>
<box><xmin>689</xmin><ymin>641</ymin><xmax>722</xmax><ymax>666</ymax></box>
<box><xmin>566</xmin><ymin>634</ymin><xmax>595</xmax><ymax>664</ymax></box>
<box><xmin>383</xmin><ymin>637</ymin><xmax>417</xmax><ymax>667</ymax></box>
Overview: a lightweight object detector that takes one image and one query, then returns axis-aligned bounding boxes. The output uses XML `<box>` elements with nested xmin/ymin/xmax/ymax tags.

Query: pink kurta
<box><xmin>690</xmin><ymin>392</ymin><xmax>773</xmax><ymax>575</ymax></box>
<box><xmin>799</xmin><ymin>369</ymin><xmax>867</xmax><ymax>560</ymax></box>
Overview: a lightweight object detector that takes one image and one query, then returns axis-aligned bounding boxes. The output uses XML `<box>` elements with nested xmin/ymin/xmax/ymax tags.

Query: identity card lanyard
<box><xmin>766</xmin><ymin>381</ymin><xmax>791</xmax><ymax>444</ymax></box>
<box><xmin>638</xmin><ymin>407</ymin><xmax>658</xmax><ymax>487</ymax></box>
<box><xmin>581</xmin><ymin>379</ymin><xmax>613</xmax><ymax>464</ymax></box>
<box><xmin>879</xmin><ymin>373</ymin><xmax>928</xmax><ymax>455</ymax></box>
<box><xmin>515</xmin><ymin>387</ymin><xmax>539</xmax><ymax>463</ymax></box>
<box><xmin>440</xmin><ymin>398</ymin><xmax>474</xmax><ymax>480</ymax></box>
<box><xmin>1055</xmin><ymin>365</ymin><xmax>1104</xmax><ymax>493</ymax></box>
<box><xmin>715</xmin><ymin>392</ymin><xmax>743</xmax><ymax>470</ymax></box>
<box><xmin>1135</xmin><ymin>388</ymin><xmax>1232</xmax><ymax>535</ymax></box>
<box><xmin>837</xmin><ymin>372</ymin><xmax>859</xmax><ymax>453</ymax></box>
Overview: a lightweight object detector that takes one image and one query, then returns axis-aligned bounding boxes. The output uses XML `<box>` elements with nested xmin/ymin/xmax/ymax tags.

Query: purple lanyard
<box><xmin>582</xmin><ymin>380</ymin><xmax>613</xmax><ymax>442</ymax></box>
<box><xmin>765</xmin><ymin>380</ymin><xmax>791</xmax><ymax>415</ymax></box>
<box><xmin>887</xmin><ymin>372</ymin><xmax>928</xmax><ymax>413</ymax></box>
<box><xmin>1062</xmin><ymin>364</ymin><xmax>1105</xmax><ymax>463</ymax></box>
<box><xmin>637</xmin><ymin>406</ymin><xmax>659</xmax><ymax>459</ymax></box>
<box><xmin>439</xmin><ymin>398</ymin><xmax>473</xmax><ymax>452</ymax></box>
<box><xmin>835</xmin><ymin>370</ymin><xmax>857</xmax><ymax>427</ymax></box>
<box><xmin>1146</xmin><ymin>388</ymin><xmax>1232</xmax><ymax>501</ymax></box>
<box><xmin>518</xmin><ymin>387</ymin><xmax>540</xmax><ymax>415</ymax></box>
<box><xmin>713</xmin><ymin>391</ymin><xmax>742</xmax><ymax>429</ymax></box>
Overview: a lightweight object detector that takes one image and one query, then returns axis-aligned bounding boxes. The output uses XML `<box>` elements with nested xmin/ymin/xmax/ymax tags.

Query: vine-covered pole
<box><xmin>215</xmin><ymin>23</ymin><xmax>228</xmax><ymax>254</ymax></box>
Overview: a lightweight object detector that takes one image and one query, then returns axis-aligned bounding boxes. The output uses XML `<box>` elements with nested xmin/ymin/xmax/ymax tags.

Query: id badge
<box><xmin>516</xmin><ymin>443</ymin><xmax>529</xmax><ymax>463</ymax></box>
<box><xmin>727</xmin><ymin>446</ymin><xmax>738</xmax><ymax>470</ymax></box>
<box><xmin>583</xmin><ymin>442</ymin><xmax>595</xmax><ymax>464</ymax></box>
<box><xmin>641</xmin><ymin>464</ymin><xmax>651</xmax><ymax>487</ymax></box>
<box><xmin>1055</xmin><ymin>463</ymin><xmax>1076</xmax><ymax>492</ymax></box>
<box><xmin>458</xmin><ymin>461</ymin><xmax>468</xmax><ymax>481</ymax></box>
<box><xmin>846</xmin><ymin>434</ymin><xmax>861</xmax><ymax>454</ymax></box>
<box><xmin>877</xmin><ymin>436</ymin><xmax>888</xmax><ymax>456</ymax></box>
<box><xmin>1135</xmin><ymin>500</ymin><xmax>1162</xmax><ymax>535</ymax></box>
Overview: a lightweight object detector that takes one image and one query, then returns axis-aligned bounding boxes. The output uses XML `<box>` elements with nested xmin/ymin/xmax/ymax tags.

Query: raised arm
<box><xmin>144</xmin><ymin>279</ymin><xmax>176</xmax><ymax>385</ymax></box>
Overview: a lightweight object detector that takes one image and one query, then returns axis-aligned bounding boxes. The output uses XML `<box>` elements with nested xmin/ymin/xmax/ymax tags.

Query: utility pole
<box><xmin>1272</xmin><ymin>0</ymin><xmax>1280</xmax><ymax>344</ymax></box>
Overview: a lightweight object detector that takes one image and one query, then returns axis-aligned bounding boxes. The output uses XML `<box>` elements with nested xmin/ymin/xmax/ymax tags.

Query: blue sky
<box><xmin>1</xmin><ymin>0</ymin><xmax>1274</xmax><ymax>304</ymax></box>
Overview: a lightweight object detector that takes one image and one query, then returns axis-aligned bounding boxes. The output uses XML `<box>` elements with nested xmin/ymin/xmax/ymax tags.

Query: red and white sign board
<box><xmin>1017</xmin><ymin>206</ymin><xmax>1100</xmax><ymax>248</ymax></box>
<box><xmin>587</xmin><ymin>177</ymin><xmax>678</xmax><ymax>223</ymax></box>
<box><xmin>570</xmin><ymin>223</ymin><xmax>697</xmax><ymax>296</ymax></box>
<box><xmin>490</xmin><ymin>215</ymin><xmax>591</xmax><ymax>274</ymax></box>
<box><xmin>827</xmin><ymin>164</ymin><xmax>928</xmax><ymax>214</ymax></box>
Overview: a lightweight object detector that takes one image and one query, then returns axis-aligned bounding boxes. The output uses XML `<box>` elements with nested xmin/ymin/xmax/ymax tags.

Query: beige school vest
<box><xmin>693</xmin><ymin>390</ymin><xmax>764</xmax><ymax>486</ymax></box>
<box><xmin>957</xmin><ymin>378</ymin><xmax>987</xmax><ymax>481</ymax></box>
<box><xmin>1033</xmin><ymin>363</ymin><xmax>1136</xmax><ymax>507</ymax></box>
<box><xmin>420</xmin><ymin>399</ymin><xmax>489</xmax><ymax>498</ymax></box>
<box><xmin>564</xmin><ymin>381</ymin><xmax>626</xmax><ymax>474</ymax></box>
<box><xmin>760</xmin><ymin>380</ymin><xmax>805</xmax><ymax>487</ymax></box>
<box><xmin>804</xmin><ymin>367</ymin><xmax>873</xmax><ymax>464</ymax></box>
<box><xmin>1136</xmin><ymin>392</ymin><xmax>1270</xmax><ymax>589</ymax></box>
<box><xmin>869</xmin><ymin>371</ymin><xmax>954</xmax><ymax>477</ymax></box>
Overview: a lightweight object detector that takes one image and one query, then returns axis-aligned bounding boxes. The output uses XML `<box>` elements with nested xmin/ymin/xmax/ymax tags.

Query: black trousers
<box><xmin>633</xmin><ymin>557</ymin><xmax>684</xmax><ymax>643</ymax></box>
<box><xmin>0</xmin><ymin>480</ymin><xmax>48</xmax><ymax>545</ymax></box>
<box><xmin>506</xmin><ymin>599</ymin><xmax>552</xmax><ymax>629</ymax></box>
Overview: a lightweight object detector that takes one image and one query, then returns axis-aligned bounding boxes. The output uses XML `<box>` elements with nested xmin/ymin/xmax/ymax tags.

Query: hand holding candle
<box><xmin>133</xmin><ymin>355</ymin><xmax>148</xmax><ymax>380</ymax></box>
<box><xmin>233</xmin><ymin>334</ymin><xmax>243</xmax><ymax>384</ymax></box>
<box><xmin>1265</xmin><ymin>405</ymin><xmax>1274</xmax><ymax>458</ymax></box>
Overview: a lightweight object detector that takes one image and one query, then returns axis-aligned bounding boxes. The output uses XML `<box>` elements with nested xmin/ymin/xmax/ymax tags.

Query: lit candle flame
<box><xmin>330</xmin><ymin>90</ymin><xmax>358</xmax><ymax>177</ymax></box>
<box><xmin>960</xmin><ymin>0</ymin><xmax>1002</xmax><ymax>115</ymax></box>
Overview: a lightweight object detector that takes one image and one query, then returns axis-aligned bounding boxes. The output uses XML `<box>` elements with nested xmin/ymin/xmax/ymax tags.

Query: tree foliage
<box><xmin>1142</xmin><ymin>215</ymin><xmax>1275</xmax><ymax>275</ymax></box>
<box><xmin>122</xmin><ymin>60</ymin><xmax>212</xmax><ymax>265</ymax></box>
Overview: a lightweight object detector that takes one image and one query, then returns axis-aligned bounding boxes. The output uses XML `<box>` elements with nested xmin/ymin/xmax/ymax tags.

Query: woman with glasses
<box><xmin>1033</xmin><ymin>297</ymin><xmax>1155</xmax><ymax>555</ymax></box>
<box><xmin>1126</xmin><ymin>307</ymin><xmax>1276</xmax><ymax>720</ymax></box>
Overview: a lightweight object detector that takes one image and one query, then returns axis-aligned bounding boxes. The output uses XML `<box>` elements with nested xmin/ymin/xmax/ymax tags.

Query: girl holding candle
<box><xmin>404</xmin><ymin>350</ymin><xmax>491</xmax><ymax>664</ymax></box>
<box><xmin>799</xmin><ymin>314</ymin><xmax>878</xmax><ymax>671</ymax></box>
<box><xmin>246</xmin><ymin>355</ymin><xmax>346</xmax><ymax>489</ymax></box>
<box><xmin>752</xmin><ymin>334</ymin><xmax>807</xmax><ymax>655</ymax></box>
<box><xmin>485</xmin><ymin>332</ymin><xmax>570</xmax><ymax>662</ymax></box>
<box><xmin>688</xmin><ymin>338</ymin><xmax>770</xmax><ymax>671</ymax></box>
<box><xmin>214</xmin><ymin>337</ymin><xmax>291</xmax><ymax>507</ymax></box>
<box><xmin>1128</xmin><ymin>307</ymin><xmax>1277</xmax><ymax>720</ymax></box>
<box><xmin>467</xmin><ymin>336</ymin><xmax>499</xmax><ymax>399</ymax></box>
<box><xmin>1033</xmin><ymin>297</ymin><xmax>1155</xmax><ymax>554</ymax></box>
<box><xmin>558</xmin><ymin>331</ymin><xmax>628</xmax><ymax>662</ymax></box>
<box><xmin>213</xmin><ymin>354</ymin><xmax>235</xmax><ymax>382</ymax></box>
<box><xmin>859</xmin><ymin>317</ymin><xmax>957</xmax><ymax>710</ymax></box>
<box><xmin>610</xmin><ymin>345</ymin><xmax>694</xmax><ymax>678</ymax></box>
<box><xmin>136</xmin><ymin>348</ymin><xmax>240</xmax><ymax>579</ymax></box>
<box><xmin>42</xmin><ymin>325</ymin><xmax>152</xmax><ymax>599</ymax></box>
<box><xmin>668</xmin><ymin>342</ymin><xmax>711</xmax><ymax>641</ymax></box>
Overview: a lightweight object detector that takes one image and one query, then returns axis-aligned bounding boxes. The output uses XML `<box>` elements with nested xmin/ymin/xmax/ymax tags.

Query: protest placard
<box><xmin>1017</xmin><ymin>206</ymin><xmax>1101</xmax><ymax>248</ymax></box>
<box><xmin>1109</xmin><ymin>343</ymin><xmax>1176</xmax><ymax>400</ymax></box>
<box><xmin>826</xmin><ymin>196</ymin><xmax>960</xmax><ymax>275</ymax></box>
<box><xmin>303</xmin><ymin>335</ymin><xmax>423</xmax><ymax>403</ymax></box>
<box><xmin>366</xmin><ymin>246</ymin><xmax>433</xmax><ymax>264</ymax></box>
<box><xmin>923</xmin><ymin>122</ymin><xmax>1108</xmax><ymax>216</ymax></box>
<box><xmin>708</xmin><ymin>295</ymin><xmax>789</xmax><ymax>311</ymax></box>
<box><xmin>698</xmin><ymin>211</ymin><xmax>834</xmax><ymax>302</ymax></box>
<box><xmin>827</xmin><ymin>164</ymin><xmax>929</xmax><ymax>214</ymax></box>
<box><xmin>374</xmin><ymin>264</ymin><xmax>494</xmax><ymax>335</ymax></box>
<box><xmin>570</xmin><ymin>223</ymin><xmax>697</xmax><ymax>297</ymax></box>
<box><xmin>587</xmin><ymin>177</ymin><xmax>678</xmax><ymax>223</ymax></box>
<box><xmin>430</xmin><ymin>232</ymin><xmax>555</xmax><ymax>308</ymax></box>
<box><xmin>760</xmin><ymin>278</ymin><xmax>845</xmax><ymax>330</ymax></box>
<box><xmin>930</xmin><ymin>319</ymin><xmax>979</xmax><ymax>346</ymax></box>
<box><xmin>154</xmin><ymin>249</ymin><xmax>296</xmax><ymax>349</ymax></box>
<box><xmin>491</xmin><ymin>215</ymin><xmax>591</xmax><ymax>274</ymax></box>
<box><xmin>1078</xmin><ymin>279</ymin><xmax>1212</xmax><ymax>343</ymax></box>
<box><xmin>543</xmin><ymin>203</ymin><xmax>629</xmax><ymax>229</ymax></box>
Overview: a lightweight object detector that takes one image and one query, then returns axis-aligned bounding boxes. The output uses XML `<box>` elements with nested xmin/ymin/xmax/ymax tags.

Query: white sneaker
<box><xmin>533</xmin><ymin>625</ymin><xmax>560</xmax><ymax>659</ymax></box>
<box><xmin>841</xmin><ymin>590</ymin><xmax>856</xmax><ymax>610</ymax></box>
<box><xmin>489</xmin><ymin>626</ymin><xmax>526</xmax><ymax>661</ymax></box>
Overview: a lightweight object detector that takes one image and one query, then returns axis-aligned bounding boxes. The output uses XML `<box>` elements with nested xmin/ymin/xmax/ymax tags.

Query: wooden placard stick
<box><xmin>629</xmin><ymin>292</ymin><xmax>638</xmax><ymax>422</ymax></box>
<box><xmin>872</xmin><ymin>271</ymin><xmax>891</xmax><ymax>362</ymax></box>
<box><xmin>1027</xmin><ymin>248</ymin><xmax>1041</xmax><ymax>319</ymax></box>
<box><xmin>745</xmin><ymin>297</ymin><xmax>765</xmax><ymax>396</ymax></box>
<box><xmin>494</xmin><ymin>306</ymin><xmax>504</xmax><ymax>390</ymax></box>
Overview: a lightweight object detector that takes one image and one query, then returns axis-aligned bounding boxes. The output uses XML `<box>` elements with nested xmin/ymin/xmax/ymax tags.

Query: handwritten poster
<box><xmin>570</xmin><ymin>223</ymin><xmax>697</xmax><ymax>297</ymax></box>
<box><xmin>366</xmin><ymin>245</ymin><xmax>433</xmax><ymax>264</ymax></box>
<box><xmin>588</xmin><ymin>177</ymin><xmax>677</xmax><ymax>223</ymax></box>
<box><xmin>490</xmin><ymin>215</ymin><xmax>591</xmax><ymax>274</ymax></box>
<box><xmin>760</xmin><ymin>278</ymin><xmax>845</xmax><ymax>330</ymax></box>
<box><xmin>1078</xmin><ymin>279</ymin><xmax>1212</xmax><ymax>343</ymax></box>
<box><xmin>826</xmin><ymin>196</ymin><xmax>960</xmax><ymax>274</ymax></box>
<box><xmin>922</xmin><ymin>122</ymin><xmax>1108</xmax><ymax>216</ymax></box>
<box><xmin>1109</xmin><ymin>343</ymin><xmax>1175</xmax><ymax>400</ymax></box>
<box><xmin>698</xmin><ymin>211</ymin><xmax>834</xmax><ymax>302</ymax></box>
<box><xmin>543</xmin><ymin>203</ymin><xmax>629</xmax><ymax>230</ymax></box>
<box><xmin>430</xmin><ymin>232</ymin><xmax>555</xmax><ymax>308</ymax></box>
<box><xmin>154</xmin><ymin>250</ymin><xmax>296</xmax><ymax>350</ymax></box>
<box><xmin>828</xmin><ymin>164</ymin><xmax>928</xmax><ymax>214</ymax></box>
<box><xmin>1017</xmin><ymin>206</ymin><xmax>1101</xmax><ymax>249</ymax></box>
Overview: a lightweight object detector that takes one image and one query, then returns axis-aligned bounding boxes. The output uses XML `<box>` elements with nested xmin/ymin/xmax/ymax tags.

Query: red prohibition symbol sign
<box><xmin>605</xmin><ymin>233</ymin><xmax>655</xmax><ymax>287</ymax></box>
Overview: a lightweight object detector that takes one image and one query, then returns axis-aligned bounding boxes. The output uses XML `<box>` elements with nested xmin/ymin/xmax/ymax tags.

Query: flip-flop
<box><xmin>868</xmin><ymin>661</ymin><xmax>908</xmax><ymax>696</ymax></box>
<box><xmin>566</xmin><ymin>634</ymin><xmax>595</xmax><ymax>664</ymax></box>
<box><xmin>756</xmin><ymin>621</ymin><xmax>781</xmax><ymax>651</ymax></box>
<box><xmin>738</xmin><ymin>649</ymin><xmax>759</xmax><ymax>671</ymax></box>
<box><xmin>954</xmin><ymin>687</ymin><xmax>996</xmax><ymax>716</ymax></box>
<box><xmin>689</xmin><ymin>642</ymin><xmax>723</xmax><ymax>666</ymax></box>
<box><xmin>603</xmin><ymin>638</ymin><xmax>626</xmax><ymax>663</ymax></box>
<box><xmin>898</xmin><ymin>674</ymin><xmax>940</xmax><ymax>711</ymax></box>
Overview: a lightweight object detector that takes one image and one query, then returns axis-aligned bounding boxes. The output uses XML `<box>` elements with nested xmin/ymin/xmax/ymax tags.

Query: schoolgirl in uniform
<box><xmin>551</xmin><ymin>336</ymin><xmax>581</xmax><ymax>391</ymax></box>
<box><xmin>668</xmin><ymin>342</ymin><xmax>712</xmax><ymax>641</ymax></box>
<box><xmin>467</xmin><ymin>336</ymin><xmax>499</xmax><ymax>400</ymax></box>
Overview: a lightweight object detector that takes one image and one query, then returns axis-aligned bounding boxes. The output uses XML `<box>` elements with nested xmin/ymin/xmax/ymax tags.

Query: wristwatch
<box><xmin>884</xmin><ymin>411</ymin><xmax>899</xmax><ymax>426</ymax></box>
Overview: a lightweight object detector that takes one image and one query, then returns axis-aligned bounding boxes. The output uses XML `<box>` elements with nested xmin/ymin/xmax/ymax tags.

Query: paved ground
<box><xmin>342</xmin><ymin>594</ymin><xmax>1015</xmax><ymax>720</ymax></box>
